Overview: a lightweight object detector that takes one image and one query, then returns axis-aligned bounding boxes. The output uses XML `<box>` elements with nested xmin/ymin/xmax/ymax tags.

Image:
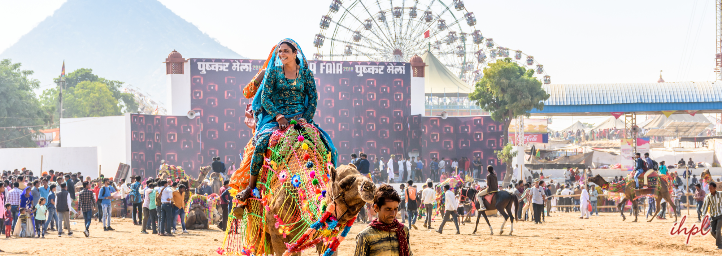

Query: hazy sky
<box><xmin>0</xmin><ymin>0</ymin><xmax>717</xmax><ymax>128</ymax></box>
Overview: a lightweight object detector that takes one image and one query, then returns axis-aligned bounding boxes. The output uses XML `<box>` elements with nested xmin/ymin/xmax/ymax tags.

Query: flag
<box><xmin>61</xmin><ymin>61</ymin><xmax>65</xmax><ymax>78</ymax></box>
<box><xmin>423</xmin><ymin>30</ymin><xmax>430</xmax><ymax>38</ymax></box>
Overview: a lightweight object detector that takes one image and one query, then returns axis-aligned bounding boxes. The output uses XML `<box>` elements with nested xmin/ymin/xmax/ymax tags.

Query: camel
<box><xmin>588</xmin><ymin>174</ymin><xmax>677</xmax><ymax>222</ymax></box>
<box><xmin>159</xmin><ymin>165</ymin><xmax>211</xmax><ymax>189</ymax></box>
<box><xmin>228</xmin><ymin>164</ymin><xmax>374</xmax><ymax>256</ymax></box>
<box><xmin>472</xmin><ymin>188</ymin><xmax>518</xmax><ymax>236</ymax></box>
<box><xmin>208</xmin><ymin>172</ymin><xmax>223</xmax><ymax>195</ymax></box>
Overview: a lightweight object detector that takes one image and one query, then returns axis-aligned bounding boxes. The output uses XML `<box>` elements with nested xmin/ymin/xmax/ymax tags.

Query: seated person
<box><xmin>476</xmin><ymin>166</ymin><xmax>498</xmax><ymax>210</ymax></box>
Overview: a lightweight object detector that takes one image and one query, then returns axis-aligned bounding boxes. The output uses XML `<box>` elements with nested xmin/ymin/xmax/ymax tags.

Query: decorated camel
<box><xmin>159</xmin><ymin>165</ymin><xmax>212</xmax><ymax>189</ymax></box>
<box><xmin>588</xmin><ymin>173</ymin><xmax>677</xmax><ymax>222</ymax></box>
<box><xmin>221</xmin><ymin>120</ymin><xmax>374</xmax><ymax>256</ymax></box>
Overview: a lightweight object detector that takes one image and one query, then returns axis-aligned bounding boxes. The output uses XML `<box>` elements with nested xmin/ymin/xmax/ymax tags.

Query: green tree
<box><xmin>469</xmin><ymin>58</ymin><xmax>550</xmax><ymax>184</ymax></box>
<box><xmin>42</xmin><ymin>68</ymin><xmax>138</xmax><ymax>124</ymax></box>
<box><xmin>495</xmin><ymin>143</ymin><xmax>518</xmax><ymax>185</ymax></box>
<box><xmin>64</xmin><ymin>81</ymin><xmax>121</xmax><ymax>117</ymax></box>
<box><xmin>0</xmin><ymin>59</ymin><xmax>49</xmax><ymax>148</ymax></box>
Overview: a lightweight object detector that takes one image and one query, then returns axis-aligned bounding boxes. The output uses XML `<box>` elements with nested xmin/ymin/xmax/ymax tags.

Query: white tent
<box><xmin>559</xmin><ymin>121</ymin><xmax>589</xmax><ymax>133</ymax></box>
<box><xmin>643</xmin><ymin>114</ymin><xmax>712</xmax><ymax>137</ymax></box>
<box><xmin>423</xmin><ymin>51</ymin><xmax>473</xmax><ymax>96</ymax></box>
<box><xmin>592</xmin><ymin>117</ymin><xmax>625</xmax><ymax>130</ymax></box>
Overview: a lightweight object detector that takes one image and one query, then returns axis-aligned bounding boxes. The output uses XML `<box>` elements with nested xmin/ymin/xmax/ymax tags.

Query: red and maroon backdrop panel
<box><xmin>129</xmin><ymin>114</ymin><xmax>201</xmax><ymax>178</ymax></box>
<box><xmin>188</xmin><ymin>58</ymin><xmax>411</xmax><ymax>168</ymax></box>
<box><xmin>420</xmin><ymin>116</ymin><xmax>505</xmax><ymax>177</ymax></box>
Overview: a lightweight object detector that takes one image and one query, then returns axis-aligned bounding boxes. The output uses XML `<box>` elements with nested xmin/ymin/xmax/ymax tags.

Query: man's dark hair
<box><xmin>373</xmin><ymin>184</ymin><xmax>401</xmax><ymax>206</ymax></box>
<box><xmin>13</xmin><ymin>182</ymin><xmax>19</xmax><ymax>188</ymax></box>
<box><xmin>487</xmin><ymin>165</ymin><xmax>494</xmax><ymax>174</ymax></box>
<box><xmin>407</xmin><ymin>180</ymin><xmax>413</xmax><ymax>186</ymax></box>
<box><xmin>135</xmin><ymin>176</ymin><xmax>142</xmax><ymax>182</ymax></box>
<box><xmin>179</xmin><ymin>184</ymin><xmax>187</xmax><ymax>190</ymax></box>
<box><xmin>224</xmin><ymin>180</ymin><xmax>230</xmax><ymax>185</ymax></box>
<box><xmin>49</xmin><ymin>170</ymin><xmax>54</xmax><ymax>173</ymax></box>
<box><xmin>149</xmin><ymin>183</ymin><xmax>156</xmax><ymax>188</ymax></box>
<box><xmin>64</xmin><ymin>174</ymin><xmax>70</xmax><ymax>179</ymax></box>
<box><xmin>351</xmin><ymin>153</ymin><xmax>357</xmax><ymax>158</ymax></box>
<box><xmin>103</xmin><ymin>178</ymin><xmax>109</xmax><ymax>183</ymax></box>
<box><xmin>158</xmin><ymin>180</ymin><xmax>167</xmax><ymax>187</ymax></box>
<box><xmin>635</xmin><ymin>153</ymin><xmax>641</xmax><ymax>156</ymax></box>
<box><xmin>49</xmin><ymin>184</ymin><xmax>56</xmax><ymax>190</ymax></box>
<box><xmin>427</xmin><ymin>181</ymin><xmax>433</xmax><ymax>188</ymax></box>
<box><xmin>443</xmin><ymin>184</ymin><xmax>450</xmax><ymax>190</ymax></box>
<box><xmin>4</xmin><ymin>203</ymin><xmax>10</xmax><ymax>208</ymax></box>
<box><xmin>710</xmin><ymin>182</ymin><xmax>717</xmax><ymax>188</ymax></box>
<box><xmin>33</xmin><ymin>180</ymin><xmax>39</xmax><ymax>186</ymax></box>
<box><xmin>60</xmin><ymin>183</ymin><xmax>67</xmax><ymax>189</ymax></box>
<box><xmin>360</xmin><ymin>153</ymin><xmax>367</xmax><ymax>158</ymax></box>
<box><xmin>82</xmin><ymin>181</ymin><xmax>89</xmax><ymax>188</ymax></box>
<box><xmin>17</xmin><ymin>176</ymin><xmax>23</xmax><ymax>181</ymax></box>
<box><xmin>120</xmin><ymin>178</ymin><xmax>126</xmax><ymax>182</ymax></box>
<box><xmin>695</xmin><ymin>183</ymin><xmax>701</xmax><ymax>188</ymax></box>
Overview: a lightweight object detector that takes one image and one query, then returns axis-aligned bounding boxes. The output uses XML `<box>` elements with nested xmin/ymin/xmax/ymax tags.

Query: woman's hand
<box><xmin>238</xmin><ymin>187</ymin><xmax>252</xmax><ymax>202</ymax></box>
<box><xmin>253</xmin><ymin>68</ymin><xmax>266</xmax><ymax>85</ymax></box>
<box><xmin>277</xmin><ymin>116</ymin><xmax>289</xmax><ymax>129</ymax></box>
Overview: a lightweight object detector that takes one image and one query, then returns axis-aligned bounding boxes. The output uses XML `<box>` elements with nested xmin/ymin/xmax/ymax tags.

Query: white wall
<box><xmin>167</xmin><ymin>61</ymin><xmax>191</xmax><ymax>116</ymax></box>
<box><xmin>410</xmin><ymin>76</ymin><xmax>425</xmax><ymax>116</ymax></box>
<box><xmin>0</xmin><ymin>147</ymin><xmax>98</xmax><ymax>178</ymax></box>
<box><xmin>60</xmin><ymin>116</ymin><xmax>130</xmax><ymax>177</ymax></box>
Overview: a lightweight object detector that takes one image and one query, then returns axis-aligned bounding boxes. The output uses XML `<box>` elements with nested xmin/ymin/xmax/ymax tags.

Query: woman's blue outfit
<box><xmin>249</xmin><ymin>38</ymin><xmax>337</xmax><ymax>176</ymax></box>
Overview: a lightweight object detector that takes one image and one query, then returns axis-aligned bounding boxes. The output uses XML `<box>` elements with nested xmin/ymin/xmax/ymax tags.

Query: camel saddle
<box><xmin>626</xmin><ymin>171</ymin><xmax>660</xmax><ymax>188</ymax></box>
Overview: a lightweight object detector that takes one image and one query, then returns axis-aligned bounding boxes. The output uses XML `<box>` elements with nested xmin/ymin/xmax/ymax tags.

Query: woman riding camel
<box><xmin>239</xmin><ymin>38</ymin><xmax>337</xmax><ymax>201</ymax></box>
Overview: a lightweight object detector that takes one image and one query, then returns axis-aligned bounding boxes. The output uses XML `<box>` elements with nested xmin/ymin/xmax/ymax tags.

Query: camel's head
<box><xmin>327</xmin><ymin>164</ymin><xmax>375</xmax><ymax>223</ymax></box>
<box><xmin>199</xmin><ymin>166</ymin><xmax>212</xmax><ymax>176</ymax></box>
<box><xmin>588</xmin><ymin>175</ymin><xmax>607</xmax><ymax>187</ymax></box>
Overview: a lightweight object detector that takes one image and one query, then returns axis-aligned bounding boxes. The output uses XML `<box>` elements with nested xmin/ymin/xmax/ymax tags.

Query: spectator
<box><xmin>589</xmin><ymin>184</ymin><xmax>599</xmax><ymax>216</ymax></box>
<box><xmin>414</xmin><ymin>157</ymin><xmax>424</xmax><ymax>183</ymax></box>
<box><xmin>579</xmin><ymin>185</ymin><xmax>590</xmax><ymax>219</ymax></box>
<box><xmin>119</xmin><ymin>178</ymin><xmax>130</xmax><ymax>220</ymax></box>
<box><xmin>172</xmin><ymin>184</ymin><xmax>188</xmax><ymax>234</ymax></box>
<box><xmin>218</xmin><ymin>180</ymin><xmax>232</xmax><ymax>231</ymax></box>
<box><xmin>64</xmin><ymin>174</ymin><xmax>76</xmax><ymax>200</ymax></box>
<box><xmin>531</xmin><ymin>180</ymin><xmax>546</xmax><ymax>224</ymax></box>
<box><xmin>436</xmin><ymin>184</ymin><xmax>460</xmax><ymax>234</ymax></box>
<box><xmin>357</xmin><ymin>153</ymin><xmax>370</xmax><ymax>178</ymax></box>
<box><xmin>56</xmin><ymin>183</ymin><xmax>76</xmax><ymax>236</ymax></box>
<box><xmin>399</xmin><ymin>184</ymin><xmax>407</xmax><ymax>223</ymax></box>
<box><xmin>421</xmin><ymin>180</ymin><xmax>435</xmax><ymax>229</ymax></box>
<box><xmin>700</xmin><ymin>182</ymin><xmax>721</xmax><ymax>249</ymax></box>
<box><xmin>694</xmin><ymin>183</ymin><xmax>705</xmax><ymax>223</ymax></box>
<box><xmin>142</xmin><ymin>182</ymin><xmax>157</xmax><ymax>234</ymax></box>
<box><xmin>7</xmin><ymin>182</ymin><xmax>21</xmax><ymax>231</ymax></box>
<box><xmin>430</xmin><ymin>158</ymin><xmax>439</xmax><ymax>182</ymax></box>
<box><xmin>405</xmin><ymin>180</ymin><xmax>418</xmax><ymax>230</ymax></box>
<box><xmin>158</xmin><ymin>180</ymin><xmax>174</xmax><ymax>236</ymax></box>
<box><xmin>77</xmin><ymin>181</ymin><xmax>95</xmax><ymax>237</ymax></box>
<box><xmin>44</xmin><ymin>184</ymin><xmax>57</xmax><ymax>232</ymax></box>
<box><xmin>129</xmin><ymin>176</ymin><xmax>143</xmax><ymax>226</ymax></box>
<box><xmin>98</xmin><ymin>178</ymin><xmax>117</xmax><ymax>231</ymax></box>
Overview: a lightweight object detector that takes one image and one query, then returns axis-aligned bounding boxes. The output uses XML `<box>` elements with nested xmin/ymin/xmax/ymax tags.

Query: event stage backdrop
<box><xmin>129</xmin><ymin>114</ymin><xmax>201</xmax><ymax>178</ymax></box>
<box><xmin>420</xmin><ymin>116</ymin><xmax>505</xmax><ymax>177</ymax></box>
<box><xmin>189</xmin><ymin>58</ymin><xmax>411</xmax><ymax>168</ymax></box>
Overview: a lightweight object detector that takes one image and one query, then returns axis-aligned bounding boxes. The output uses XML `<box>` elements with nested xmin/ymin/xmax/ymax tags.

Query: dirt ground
<box><xmin>1</xmin><ymin>210</ymin><xmax>719</xmax><ymax>255</ymax></box>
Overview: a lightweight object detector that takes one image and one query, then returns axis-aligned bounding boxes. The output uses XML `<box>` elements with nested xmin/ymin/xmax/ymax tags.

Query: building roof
<box><xmin>423</xmin><ymin>51</ymin><xmax>472</xmax><ymax>96</ymax></box>
<box><xmin>592</xmin><ymin>117</ymin><xmax>625</xmax><ymax>130</ymax></box>
<box><xmin>541</xmin><ymin>81</ymin><xmax>722</xmax><ymax>106</ymax></box>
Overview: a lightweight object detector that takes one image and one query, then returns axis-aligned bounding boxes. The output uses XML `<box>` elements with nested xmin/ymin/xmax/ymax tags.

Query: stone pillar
<box><xmin>164</xmin><ymin>50</ymin><xmax>191</xmax><ymax>116</ymax></box>
<box><xmin>410</xmin><ymin>55</ymin><xmax>426</xmax><ymax>116</ymax></box>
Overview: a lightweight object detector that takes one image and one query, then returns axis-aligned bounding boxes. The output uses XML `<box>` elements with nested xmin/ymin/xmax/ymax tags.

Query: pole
<box><xmin>59</xmin><ymin>78</ymin><xmax>64</xmax><ymax>147</ymax></box>
<box><xmin>686</xmin><ymin>166</ymin><xmax>690</xmax><ymax>216</ymax></box>
<box><xmin>40</xmin><ymin>155</ymin><xmax>43</xmax><ymax>173</ymax></box>
<box><xmin>98</xmin><ymin>165</ymin><xmax>102</xmax><ymax>179</ymax></box>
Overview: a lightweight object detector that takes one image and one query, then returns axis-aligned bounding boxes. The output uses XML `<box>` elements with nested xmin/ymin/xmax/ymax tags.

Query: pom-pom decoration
<box><xmin>306</xmin><ymin>161</ymin><xmax>314</xmax><ymax>168</ymax></box>
<box><xmin>278</xmin><ymin>171</ymin><xmax>288</xmax><ymax>183</ymax></box>
<box><xmin>297</xmin><ymin>135</ymin><xmax>305</xmax><ymax>142</ymax></box>
<box><xmin>291</xmin><ymin>175</ymin><xmax>302</xmax><ymax>187</ymax></box>
<box><xmin>312</xmin><ymin>178</ymin><xmax>319</xmax><ymax>186</ymax></box>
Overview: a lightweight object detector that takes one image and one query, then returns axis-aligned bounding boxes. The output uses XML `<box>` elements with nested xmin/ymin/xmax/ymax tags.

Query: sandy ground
<box><xmin>1</xmin><ymin>210</ymin><xmax>719</xmax><ymax>255</ymax></box>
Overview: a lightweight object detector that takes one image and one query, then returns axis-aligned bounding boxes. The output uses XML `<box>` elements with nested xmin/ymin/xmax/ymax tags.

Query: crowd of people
<box><xmin>350</xmin><ymin>153</ymin><xmax>486</xmax><ymax>185</ymax></box>
<box><xmin>0</xmin><ymin>167</ymin><xmax>234</xmax><ymax>241</ymax></box>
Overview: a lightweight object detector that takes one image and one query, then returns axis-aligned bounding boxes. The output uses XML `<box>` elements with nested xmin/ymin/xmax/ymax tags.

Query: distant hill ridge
<box><xmin>0</xmin><ymin>0</ymin><xmax>243</xmax><ymax>105</ymax></box>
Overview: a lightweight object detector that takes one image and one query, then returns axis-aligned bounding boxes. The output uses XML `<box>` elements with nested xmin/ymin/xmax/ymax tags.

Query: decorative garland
<box><xmin>222</xmin><ymin>121</ymin><xmax>347</xmax><ymax>256</ymax></box>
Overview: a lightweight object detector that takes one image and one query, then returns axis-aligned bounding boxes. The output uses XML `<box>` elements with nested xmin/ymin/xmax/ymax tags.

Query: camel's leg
<box><xmin>617</xmin><ymin>198</ymin><xmax>628</xmax><ymax>221</ymax></box>
<box><xmin>665</xmin><ymin>194</ymin><xmax>678</xmax><ymax>223</ymax></box>
<box><xmin>632</xmin><ymin>199</ymin><xmax>638</xmax><ymax>222</ymax></box>
<box><xmin>647</xmin><ymin>197</ymin><xmax>662</xmax><ymax>222</ymax></box>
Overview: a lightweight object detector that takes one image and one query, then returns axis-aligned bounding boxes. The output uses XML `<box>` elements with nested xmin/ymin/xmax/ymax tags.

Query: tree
<box><xmin>495</xmin><ymin>143</ymin><xmax>518</xmax><ymax>185</ymax></box>
<box><xmin>0</xmin><ymin>59</ymin><xmax>49</xmax><ymax>148</ymax></box>
<box><xmin>65</xmin><ymin>81</ymin><xmax>121</xmax><ymax>117</ymax></box>
<box><xmin>42</xmin><ymin>68</ymin><xmax>138</xmax><ymax>124</ymax></box>
<box><xmin>469</xmin><ymin>58</ymin><xmax>550</xmax><ymax>185</ymax></box>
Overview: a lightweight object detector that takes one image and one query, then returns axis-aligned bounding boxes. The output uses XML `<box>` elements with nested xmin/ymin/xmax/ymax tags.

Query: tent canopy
<box><xmin>423</xmin><ymin>51</ymin><xmax>473</xmax><ymax>96</ymax></box>
<box><xmin>643</xmin><ymin>114</ymin><xmax>712</xmax><ymax>137</ymax></box>
<box><xmin>558</xmin><ymin>121</ymin><xmax>590</xmax><ymax>133</ymax></box>
<box><xmin>592</xmin><ymin>117</ymin><xmax>625</xmax><ymax>130</ymax></box>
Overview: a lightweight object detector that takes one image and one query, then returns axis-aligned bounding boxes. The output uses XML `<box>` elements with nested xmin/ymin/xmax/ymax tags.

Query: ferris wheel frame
<box><xmin>315</xmin><ymin>0</ymin><xmax>551</xmax><ymax>85</ymax></box>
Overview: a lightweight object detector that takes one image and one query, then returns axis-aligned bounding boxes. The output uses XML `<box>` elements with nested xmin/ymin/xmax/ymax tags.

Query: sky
<box><xmin>0</xmin><ymin>0</ymin><xmax>717</xmax><ymax>128</ymax></box>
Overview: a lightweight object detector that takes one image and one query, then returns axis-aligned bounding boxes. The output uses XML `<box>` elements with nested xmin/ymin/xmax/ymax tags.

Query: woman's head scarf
<box><xmin>251</xmin><ymin>38</ymin><xmax>308</xmax><ymax>113</ymax></box>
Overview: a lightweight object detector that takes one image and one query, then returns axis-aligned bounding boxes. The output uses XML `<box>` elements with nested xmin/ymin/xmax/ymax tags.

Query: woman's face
<box><xmin>278</xmin><ymin>43</ymin><xmax>297</xmax><ymax>66</ymax></box>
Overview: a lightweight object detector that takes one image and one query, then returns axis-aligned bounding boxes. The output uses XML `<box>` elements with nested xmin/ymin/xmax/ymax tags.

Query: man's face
<box><xmin>374</xmin><ymin>200</ymin><xmax>400</xmax><ymax>224</ymax></box>
<box><xmin>710</xmin><ymin>185</ymin><xmax>717</xmax><ymax>194</ymax></box>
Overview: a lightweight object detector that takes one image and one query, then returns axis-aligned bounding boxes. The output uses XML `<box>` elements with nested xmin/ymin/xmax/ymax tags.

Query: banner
<box><xmin>508</xmin><ymin>133</ymin><xmax>548</xmax><ymax>143</ymax></box>
<box><xmin>508</xmin><ymin>118</ymin><xmax>548</xmax><ymax>133</ymax></box>
<box><xmin>130</xmin><ymin>114</ymin><xmax>201</xmax><ymax>178</ymax></box>
<box><xmin>421</xmin><ymin>116</ymin><xmax>504</xmax><ymax>178</ymax></box>
<box><xmin>189</xmin><ymin>58</ymin><xmax>410</xmax><ymax>167</ymax></box>
<box><xmin>637</xmin><ymin>137</ymin><xmax>650</xmax><ymax>156</ymax></box>
<box><xmin>620</xmin><ymin>139</ymin><xmax>635</xmax><ymax>171</ymax></box>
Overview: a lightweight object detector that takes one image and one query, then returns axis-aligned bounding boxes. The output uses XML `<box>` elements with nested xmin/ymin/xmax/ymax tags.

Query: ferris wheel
<box><xmin>314</xmin><ymin>0</ymin><xmax>551</xmax><ymax>85</ymax></box>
